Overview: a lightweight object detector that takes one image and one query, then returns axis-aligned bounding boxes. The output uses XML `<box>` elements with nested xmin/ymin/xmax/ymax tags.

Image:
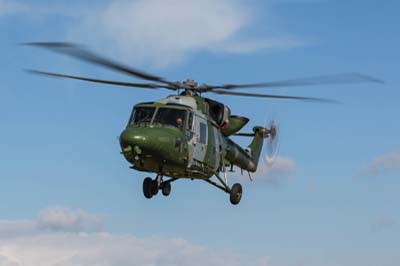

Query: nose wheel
<box><xmin>142</xmin><ymin>176</ymin><xmax>174</xmax><ymax>199</ymax></box>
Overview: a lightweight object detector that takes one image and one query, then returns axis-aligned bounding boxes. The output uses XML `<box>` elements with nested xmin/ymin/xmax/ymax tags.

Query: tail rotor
<box><xmin>265</xmin><ymin>118</ymin><xmax>280</xmax><ymax>163</ymax></box>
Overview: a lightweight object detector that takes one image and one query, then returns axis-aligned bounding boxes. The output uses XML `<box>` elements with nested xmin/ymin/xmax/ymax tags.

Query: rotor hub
<box><xmin>182</xmin><ymin>79</ymin><xmax>198</xmax><ymax>88</ymax></box>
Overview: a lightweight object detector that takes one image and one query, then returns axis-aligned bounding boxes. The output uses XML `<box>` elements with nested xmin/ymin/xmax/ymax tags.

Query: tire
<box><xmin>143</xmin><ymin>177</ymin><xmax>153</xmax><ymax>199</ymax></box>
<box><xmin>230</xmin><ymin>183</ymin><xmax>242</xmax><ymax>205</ymax></box>
<box><xmin>150</xmin><ymin>179</ymin><xmax>159</xmax><ymax>196</ymax></box>
<box><xmin>162</xmin><ymin>182</ymin><xmax>171</xmax><ymax>196</ymax></box>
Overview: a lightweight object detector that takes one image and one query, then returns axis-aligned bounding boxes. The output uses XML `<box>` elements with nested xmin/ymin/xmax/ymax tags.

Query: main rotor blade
<box><xmin>200</xmin><ymin>73</ymin><xmax>383</xmax><ymax>91</ymax></box>
<box><xmin>233</xmin><ymin>133</ymin><xmax>255</xmax><ymax>137</ymax></box>
<box><xmin>25</xmin><ymin>42</ymin><xmax>178</xmax><ymax>87</ymax></box>
<box><xmin>211</xmin><ymin>89</ymin><xmax>339</xmax><ymax>103</ymax></box>
<box><xmin>26</xmin><ymin>69</ymin><xmax>176</xmax><ymax>90</ymax></box>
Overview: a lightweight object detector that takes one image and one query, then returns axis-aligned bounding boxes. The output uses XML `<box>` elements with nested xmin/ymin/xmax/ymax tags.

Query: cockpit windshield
<box><xmin>153</xmin><ymin>108</ymin><xmax>187</xmax><ymax>130</ymax></box>
<box><xmin>129</xmin><ymin>107</ymin><xmax>155</xmax><ymax>125</ymax></box>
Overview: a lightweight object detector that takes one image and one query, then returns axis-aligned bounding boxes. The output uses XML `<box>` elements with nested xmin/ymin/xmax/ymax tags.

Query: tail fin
<box><xmin>247</xmin><ymin>126</ymin><xmax>267</xmax><ymax>172</ymax></box>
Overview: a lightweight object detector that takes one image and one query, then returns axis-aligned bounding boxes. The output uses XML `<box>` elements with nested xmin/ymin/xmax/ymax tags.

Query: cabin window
<box><xmin>199</xmin><ymin>122</ymin><xmax>207</xmax><ymax>144</ymax></box>
<box><xmin>153</xmin><ymin>108</ymin><xmax>187</xmax><ymax>130</ymax></box>
<box><xmin>129</xmin><ymin>107</ymin><xmax>155</xmax><ymax>125</ymax></box>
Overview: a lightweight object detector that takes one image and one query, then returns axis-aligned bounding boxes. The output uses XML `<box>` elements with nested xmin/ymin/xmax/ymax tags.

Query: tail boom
<box><xmin>224</xmin><ymin>126</ymin><xmax>266</xmax><ymax>172</ymax></box>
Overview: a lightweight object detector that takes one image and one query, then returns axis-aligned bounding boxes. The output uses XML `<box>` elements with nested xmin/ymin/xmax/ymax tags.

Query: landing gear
<box><xmin>143</xmin><ymin>173</ymin><xmax>242</xmax><ymax>205</ymax></box>
<box><xmin>161</xmin><ymin>182</ymin><xmax>171</xmax><ymax>196</ymax></box>
<box><xmin>143</xmin><ymin>177</ymin><xmax>153</xmax><ymax>199</ymax></box>
<box><xmin>204</xmin><ymin>173</ymin><xmax>243</xmax><ymax>205</ymax></box>
<box><xmin>229</xmin><ymin>183</ymin><xmax>242</xmax><ymax>205</ymax></box>
<box><xmin>150</xmin><ymin>179</ymin><xmax>158</xmax><ymax>196</ymax></box>
<box><xmin>142</xmin><ymin>175</ymin><xmax>175</xmax><ymax>199</ymax></box>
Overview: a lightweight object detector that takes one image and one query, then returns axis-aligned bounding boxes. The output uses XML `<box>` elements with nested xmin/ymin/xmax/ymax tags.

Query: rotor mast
<box><xmin>181</xmin><ymin>79</ymin><xmax>199</xmax><ymax>96</ymax></box>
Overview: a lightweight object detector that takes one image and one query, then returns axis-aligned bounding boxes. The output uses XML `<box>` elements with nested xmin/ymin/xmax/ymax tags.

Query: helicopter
<box><xmin>26</xmin><ymin>42</ymin><xmax>383</xmax><ymax>205</ymax></box>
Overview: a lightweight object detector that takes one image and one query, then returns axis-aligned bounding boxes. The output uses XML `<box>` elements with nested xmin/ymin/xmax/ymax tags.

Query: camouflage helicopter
<box><xmin>26</xmin><ymin>42</ymin><xmax>382</xmax><ymax>205</ymax></box>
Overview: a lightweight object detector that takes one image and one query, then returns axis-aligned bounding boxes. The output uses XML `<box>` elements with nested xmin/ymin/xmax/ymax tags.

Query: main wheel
<box><xmin>230</xmin><ymin>183</ymin><xmax>242</xmax><ymax>205</ymax></box>
<box><xmin>150</xmin><ymin>179</ymin><xmax>159</xmax><ymax>196</ymax></box>
<box><xmin>161</xmin><ymin>182</ymin><xmax>171</xmax><ymax>196</ymax></box>
<box><xmin>143</xmin><ymin>177</ymin><xmax>153</xmax><ymax>199</ymax></box>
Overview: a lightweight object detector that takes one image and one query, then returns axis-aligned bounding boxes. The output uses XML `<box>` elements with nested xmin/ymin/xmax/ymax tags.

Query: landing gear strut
<box><xmin>204</xmin><ymin>172</ymin><xmax>243</xmax><ymax>205</ymax></box>
<box><xmin>142</xmin><ymin>175</ymin><xmax>176</xmax><ymax>199</ymax></box>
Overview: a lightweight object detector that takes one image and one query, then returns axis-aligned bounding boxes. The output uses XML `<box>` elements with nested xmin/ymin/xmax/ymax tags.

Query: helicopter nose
<box><xmin>119</xmin><ymin>127</ymin><xmax>158</xmax><ymax>155</ymax></box>
<box><xmin>119</xmin><ymin>127</ymin><xmax>184</xmax><ymax>164</ymax></box>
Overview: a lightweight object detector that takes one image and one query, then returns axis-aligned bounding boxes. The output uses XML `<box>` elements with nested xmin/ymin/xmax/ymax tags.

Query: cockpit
<box><xmin>128</xmin><ymin>106</ymin><xmax>189</xmax><ymax>131</ymax></box>
<box><xmin>153</xmin><ymin>108</ymin><xmax>187</xmax><ymax>129</ymax></box>
<box><xmin>129</xmin><ymin>106</ymin><xmax>155</xmax><ymax>125</ymax></box>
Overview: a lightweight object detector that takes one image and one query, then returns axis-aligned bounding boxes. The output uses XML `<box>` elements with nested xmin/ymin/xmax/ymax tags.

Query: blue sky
<box><xmin>0</xmin><ymin>0</ymin><xmax>399</xmax><ymax>265</ymax></box>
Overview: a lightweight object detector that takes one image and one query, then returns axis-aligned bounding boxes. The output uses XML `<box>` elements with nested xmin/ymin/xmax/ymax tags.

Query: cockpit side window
<box><xmin>153</xmin><ymin>108</ymin><xmax>187</xmax><ymax>130</ymax></box>
<box><xmin>185</xmin><ymin>112</ymin><xmax>195</xmax><ymax>140</ymax></box>
<box><xmin>129</xmin><ymin>107</ymin><xmax>155</xmax><ymax>125</ymax></box>
<box><xmin>187</xmin><ymin>112</ymin><xmax>194</xmax><ymax>130</ymax></box>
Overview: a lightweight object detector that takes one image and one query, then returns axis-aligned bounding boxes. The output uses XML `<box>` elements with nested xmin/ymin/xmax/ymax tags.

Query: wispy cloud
<box><xmin>70</xmin><ymin>0</ymin><xmax>304</xmax><ymax>67</ymax></box>
<box><xmin>371</xmin><ymin>215</ymin><xmax>398</xmax><ymax>232</ymax></box>
<box><xmin>0</xmin><ymin>0</ymin><xmax>28</xmax><ymax>16</ymax></box>
<box><xmin>255</xmin><ymin>155</ymin><xmax>295</xmax><ymax>185</ymax></box>
<box><xmin>3</xmin><ymin>0</ymin><xmax>305</xmax><ymax>68</ymax></box>
<box><xmin>37</xmin><ymin>206</ymin><xmax>103</xmax><ymax>233</ymax></box>
<box><xmin>0</xmin><ymin>206</ymin><xmax>103</xmax><ymax>238</ymax></box>
<box><xmin>361</xmin><ymin>152</ymin><xmax>400</xmax><ymax>177</ymax></box>
<box><xmin>0</xmin><ymin>0</ymin><xmax>80</xmax><ymax>17</ymax></box>
<box><xmin>0</xmin><ymin>207</ymin><xmax>270</xmax><ymax>266</ymax></box>
<box><xmin>233</xmin><ymin>155</ymin><xmax>295</xmax><ymax>185</ymax></box>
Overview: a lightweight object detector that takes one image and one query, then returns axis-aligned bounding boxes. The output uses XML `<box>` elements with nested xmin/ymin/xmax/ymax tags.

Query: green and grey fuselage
<box><xmin>119</xmin><ymin>95</ymin><xmax>266</xmax><ymax>180</ymax></box>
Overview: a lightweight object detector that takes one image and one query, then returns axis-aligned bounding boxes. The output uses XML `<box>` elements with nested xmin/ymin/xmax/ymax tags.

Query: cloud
<box><xmin>37</xmin><ymin>206</ymin><xmax>103</xmax><ymax>233</ymax></box>
<box><xmin>233</xmin><ymin>155</ymin><xmax>294</xmax><ymax>185</ymax></box>
<box><xmin>0</xmin><ymin>0</ymin><xmax>88</xmax><ymax>19</ymax></box>
<box><xmin>69</xmin><ymin>0</ymin><xmax>304</xmax><ymax>67</ymax></box>
<box><xmin>0</xmin><ymin>207</ymin><xmax>270</xmax><ymax>266</ymax></box>
<box><xmin>3</xmin><ymin>0</ymin><xmax>304</xmax><ymax>67</ymax></box>
<box><xmin>361</xmin><ymin>152</ymin><xmax>400</xmax><ymax>177</ymax></box>
<box><xmin>0</xmin><ymin>207</ymin><xmax>102</xmax><ymax>238</ymax></box>
<box><xmin>214</xmin><ymin>37</ymin><xmax>306</xmax><ymax>54</ymax></box>
<box><xmin>255</xmin><ymin>155</ymin><xmax>295</xmax><ymax>185</ymax></box>
<box><xmin>0</xmin><ymin>220</ymin><xmax>36</xmax><ymax>238</ymax></box>
<box><xmin>371</xmin><ymin>215</ymin><xmax>398</xmax><ymax>232</ymax></box>
<box><xmin>0</xmin><ymin>0</ymin><xmax>28</xmax><ymax>16</ymax></box>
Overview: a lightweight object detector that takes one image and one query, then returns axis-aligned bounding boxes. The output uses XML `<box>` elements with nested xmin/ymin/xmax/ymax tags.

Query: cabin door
<box><xmin>188</xmin><ymin>115</ymin><xmax>208</xmax><ymax>167</ymax></box>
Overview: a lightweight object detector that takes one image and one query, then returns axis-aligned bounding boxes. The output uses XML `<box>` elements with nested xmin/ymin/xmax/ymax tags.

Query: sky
<box><xmin>0</xmin><ymin>0</ymin><xmax>399</xmax><ymax>265</ymax></box>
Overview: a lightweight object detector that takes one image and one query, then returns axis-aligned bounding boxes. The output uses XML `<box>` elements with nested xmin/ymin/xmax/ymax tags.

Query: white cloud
<box><xmin>0</xmin><ymin>0</ymin><xmax>28</xmax><ymax>16</ymax></box>
<box><xmin>0</xmin><ymin>0</ymin><xmax>87</xmax><ymax>18</ymax></box>
<box><xmin>233</xmin><ymin>155</ymin><xmax>294</xmax><ymax>185</ymax></box>
<box><xmin>371</xmin><ymin>215</ymin><xmax>398</xmax><ymax>232</ymax></box>
<box><xmin>215</xmin><ymin>37</ymin><xmax>305</xmax><ymax>54</ymax></box>
<box><xmin>70</xmin><ymin>0</ymin><xmax>303</xmax><ymax>67</ymax></box>
<box><xmin>0</xmin><ymin>207</ymin><xmax>270</xmax><ymax>266</ymax></box>
<box><xmin>0</xmin><ymin>220</ymin><xmax>36</xmax><ymax>237</ymax></box>
<box><xmin>255</xmin><ymin>155</ymin><xmax>295</xmax><ymax>184</ymax></box>
<box><xmin>0</xmin><ymin>207</ymin><xmax>102</xmax><ymax>238</ymax></box>
<box><xmin>37</xmin><ymin>206</ymin><xmax>103</xmax><ymax>233</ymax></box>
<box><xmin>3</xmin><ymin>0</ymin><xmax>304</xmax><ymax>67</ymax></box>
<box><xmin>361</xmin><ymin>152</ymin><xmax>400</xmax><ymax>177</ymax></box>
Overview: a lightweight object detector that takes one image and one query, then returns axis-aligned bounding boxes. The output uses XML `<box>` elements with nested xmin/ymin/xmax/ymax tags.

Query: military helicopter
<box><xmin>26</xmin><ymin>42</ymin><xmax>382</xmax><ymax>205</ymax></box>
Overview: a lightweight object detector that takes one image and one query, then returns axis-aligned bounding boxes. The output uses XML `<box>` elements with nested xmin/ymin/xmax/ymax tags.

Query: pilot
<box><xmin>176</xmin><ymin>117</ymin><xmax>183</xmax><ymax>129</ymax></box>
